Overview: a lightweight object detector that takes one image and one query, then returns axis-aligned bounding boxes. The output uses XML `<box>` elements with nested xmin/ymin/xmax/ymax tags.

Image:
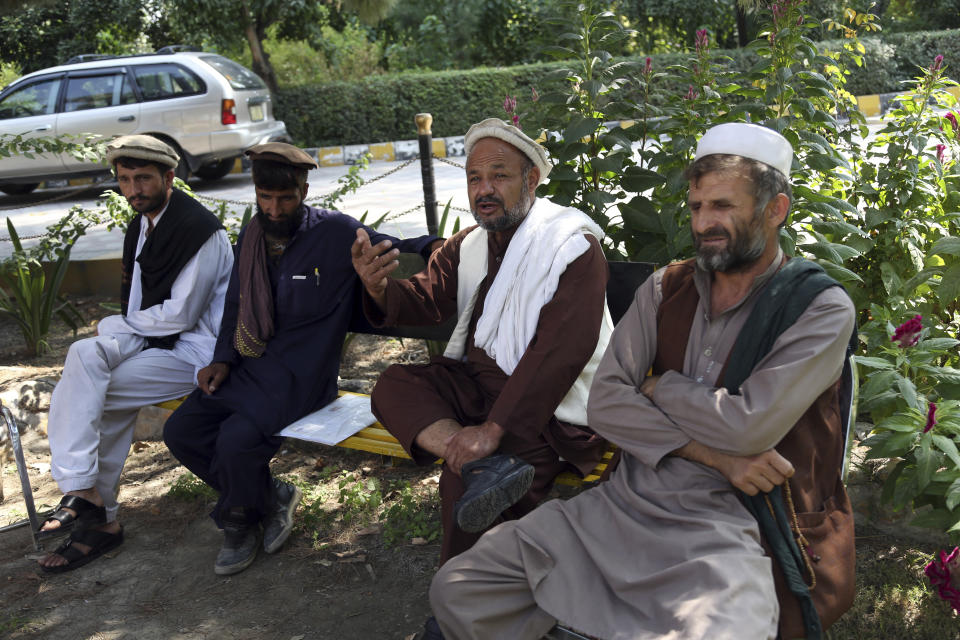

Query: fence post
<box><xmin>416</xmin><ymin>113</ymin><xmax>438</xmax><ymax>236</ymax></box>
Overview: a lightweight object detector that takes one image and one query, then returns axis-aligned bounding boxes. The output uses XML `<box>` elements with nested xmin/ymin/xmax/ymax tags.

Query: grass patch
<box><xmin>0</xmin><ymin>614</ymin><xmax>31</xmax><ymax>634</ymax></box>
<box><xmin>381</xmin><ymin>479</ymin><xmax>440</xmax><ymax>547</ymax></box>
<box><xmin>166</xmin><ymin>472</ymin><xmax>217</xmax><ymax>501</ymax></box>
<box><xmin>829</xmin><ymin>528</ymin><xmax>959</xmax><ymax>638</ymax></box>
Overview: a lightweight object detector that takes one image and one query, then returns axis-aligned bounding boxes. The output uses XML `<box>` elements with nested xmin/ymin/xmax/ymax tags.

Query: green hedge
<box><xmin>275</xmin><ymin>29</ymin><xmax>960</xmax><ymax>147</ymax></box>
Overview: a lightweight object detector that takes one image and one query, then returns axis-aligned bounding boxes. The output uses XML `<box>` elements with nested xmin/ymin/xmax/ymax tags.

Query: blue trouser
<box><xmin>163</xmin><ymin>388</ymin><xmax>282</xmax><ymax>527</ymax></box>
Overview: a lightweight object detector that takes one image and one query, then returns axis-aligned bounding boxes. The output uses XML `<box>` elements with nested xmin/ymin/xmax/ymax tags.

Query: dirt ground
<box><xmin>2</xmin><ymin>296</ymin><xmax>959</xmax><ymax>639</ymax></box>
<box><xmin>0</xmin><ymin>298</ymin><xmax>444</xmax><ymax>640</ymax></box>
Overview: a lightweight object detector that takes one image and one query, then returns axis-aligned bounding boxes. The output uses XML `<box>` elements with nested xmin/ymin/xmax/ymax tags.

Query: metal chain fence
<box><xmin>0</xmin><ymin>153</ymin><xmax>466</xmax><ymax>244</ymax></box>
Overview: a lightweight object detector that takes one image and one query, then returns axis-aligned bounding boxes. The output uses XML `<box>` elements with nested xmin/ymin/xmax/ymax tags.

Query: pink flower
<box><xmin>937</xmin><ymin>143</ymin><xmax>946</xmax><ymax>163</ymax></box>
<box><xmin>925</xmin><ymin>547</ymin><xmax>960</xmax><ymax>613</ymax></box>
<box><xmin>530</xmin><ymin>86</ymin><xmax>539</xmax><ymax>103</ymax></box>
<box><xmin>925</xmin><ymin>402</ymin><xmax>937</xmax><ymax>433</ymax></box>
<box><xmin>946</xmin><ymin>112</ymin><xmax>958</xmax><ymax>132</ymax></box>
<box><xmin>695</xmin><ymin>29</ymin><xmax>709</xmax><ymax>54</ymax></box>
<box><xmin>931</xmin><ymin>54</ymin><xmax>944</xmax><ymax>73</ymax></box>
<box><xmin>512</xmin><ymin>114</ymin><xmax>520</xmax><ymax>128</ymax></box>
<box><xmin>684</xmin><ymin>85</ymin><xmax>698</xmax><ymax>101</ymax></box>
<box><xmin>644</xmin><ymin>57</ymin><xmax>652</xmax><ymax>75</ymax></box>
<box><xmin>891</xmin><ymin>314</ymin><xmax>922</xmax><ymax>347</ymax></box>
<box><xmin>503</xmin><ymin>95</ymin><xmax>517</xmax><ymax>114</ymax></box>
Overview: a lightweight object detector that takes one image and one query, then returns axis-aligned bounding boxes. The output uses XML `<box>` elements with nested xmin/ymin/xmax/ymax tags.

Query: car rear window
<box><xmin>199</xmin><ymin>55</ymin><xmax>266</xmax><ymax>90</ymax></box>
<box><xmin>132</xmin><ymin>64</ymin><xmax>204</xmax><ymax>100</ymax></box>
<box><xmin>64</xmin><ymin>73</ymin><xmax>136</xmax><ymax>111</ymax></box>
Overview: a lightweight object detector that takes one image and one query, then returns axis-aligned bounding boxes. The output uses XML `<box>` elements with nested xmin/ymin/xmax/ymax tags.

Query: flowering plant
<box><xmin>925</xmin><ymin>546</ymin><xmax>960</xmax><ymax>613</ymax></box>
<box><xmin>859</xmin><ymin>311</ymin><xmax>960</xmax><ymax>536</ymax></box>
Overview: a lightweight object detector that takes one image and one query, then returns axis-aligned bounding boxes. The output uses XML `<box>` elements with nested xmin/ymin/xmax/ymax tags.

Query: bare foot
<box><xmin>38</xmin><ymin>520</ymin><xmax>122</xmax><ymax>569</ymax></box>
<box><xmin>39</xmin><ymin>488</ymin><xmax>104</xmax><ymax>532</ymax></box>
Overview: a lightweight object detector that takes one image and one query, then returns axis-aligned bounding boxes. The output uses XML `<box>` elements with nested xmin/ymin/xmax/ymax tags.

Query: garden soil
<box><xmin>0</xmin><ymin>297</ymin><xmax>442</xmax><ymax>639</ymax></box>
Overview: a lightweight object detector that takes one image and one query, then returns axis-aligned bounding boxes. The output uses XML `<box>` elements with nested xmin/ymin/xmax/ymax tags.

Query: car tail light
<box><xmin>221</xmin><ymin>99</ymin><xmax>237</xmax><ymax>125</ymax></box>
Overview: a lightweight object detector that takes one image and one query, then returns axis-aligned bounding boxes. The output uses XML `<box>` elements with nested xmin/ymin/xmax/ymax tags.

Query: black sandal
<box><xmin>36</xmin><ymin>495</ymin><xmax>107</xmax><ymax>540</ymax></box>
<box><xmin>453</xmin><ymin>454</ymin><xmax>535</xmax><ymax>533</ymax></box>
<box><xmin>40</xmin><ymin>526</ymin><xmax>124</xmax><ymax>574</ymax></box>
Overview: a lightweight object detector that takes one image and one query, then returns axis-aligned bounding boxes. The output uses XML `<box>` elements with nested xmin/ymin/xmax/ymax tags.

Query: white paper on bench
<box><xmin>276</xmin><ymin>394</ymin><xmax>376</xmax><ymax>445</ymax></box>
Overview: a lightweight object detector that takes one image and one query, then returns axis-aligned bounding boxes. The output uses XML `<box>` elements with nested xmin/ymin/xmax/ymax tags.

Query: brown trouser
<box><xmin>371</xmin><ymin>357</ymin><xmax>567</xmax><ymax>563</ymax></box>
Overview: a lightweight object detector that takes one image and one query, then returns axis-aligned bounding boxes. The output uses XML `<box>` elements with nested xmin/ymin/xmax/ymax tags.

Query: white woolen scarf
<box><xmin>472</xmin><ymin>199</ymin><xmax>604</xmax><ymax>374</ymax></box>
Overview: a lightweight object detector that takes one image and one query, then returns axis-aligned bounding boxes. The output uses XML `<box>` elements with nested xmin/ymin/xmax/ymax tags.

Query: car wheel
<box><xmin>0</xmin><ymin>183</ymin><xmax>40</xmax><ymax>195</ymax></box>
<box><xmin>194</xmin><ymin>157</ymin><xmax>237</xmax><ymax>180</ymax></box>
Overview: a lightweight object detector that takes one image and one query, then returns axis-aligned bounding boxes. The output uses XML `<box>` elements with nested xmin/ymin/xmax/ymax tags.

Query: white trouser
<box><xmin>48</xmin><ymin>334</ymin><xmax>197</xmax><ymax>521</ymax></box>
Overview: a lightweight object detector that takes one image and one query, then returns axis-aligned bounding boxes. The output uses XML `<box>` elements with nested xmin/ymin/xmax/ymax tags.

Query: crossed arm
<box><xmin>588</xmin><ymin>272</ymin><xmax>855</xmax><ymax>493</ymax></box>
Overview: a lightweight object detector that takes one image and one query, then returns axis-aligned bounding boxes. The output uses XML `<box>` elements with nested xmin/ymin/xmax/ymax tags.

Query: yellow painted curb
<box><xmin>230</xmin><ymin>157</ymin><xmax>243</xmax><ymax>174</ymax></box>
<box><xmin>68</xmin><ymin>177</ymin><xmax>94</xmax><ymax>186</ymax></box>
<box><xmin>317</xmin><ymin>146</ymin><xmax>344</xmax><ymax>167</ymax></box>
<box><xmin>432</xmin><ymin>139</ymin><xmax>447</xmax><ymax>158</ymax></box>
<box><xmin>857</xmin><ymin>94</ymin><xmax>881</xmax><ymax>117</ymax></box>
<box><xmin>368</xmin><ymin>142</ymin><xmax>395</xmax><ymax>163</ymax></box>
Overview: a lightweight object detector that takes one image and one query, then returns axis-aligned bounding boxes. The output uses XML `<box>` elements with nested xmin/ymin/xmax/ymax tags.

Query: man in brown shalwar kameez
<box><xmin>428</xmin><ymin>123</ymin><xmax>857</xmax><ymax>640</ymax></box>
<box><xmin>352</xmin><ymin>118</ymin><xmax>613</xmax><ymax>639</ymax></box>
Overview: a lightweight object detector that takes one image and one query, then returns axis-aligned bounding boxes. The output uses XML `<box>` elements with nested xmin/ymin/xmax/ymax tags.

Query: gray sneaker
<box><xmin>263</xmin><ymin>479</ymin><xmax>302</xmax><ymax>554</ymax></box>
<box><xmin>214</xmin><ymin>520</ymin><xmax>261</xmax><ymax>575</ymax></box>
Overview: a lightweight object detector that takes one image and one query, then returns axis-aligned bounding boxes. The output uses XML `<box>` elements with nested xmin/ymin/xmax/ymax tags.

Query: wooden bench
<box><xmin>159</xmin><ymin>259</ymin><xmax>652</xmax><ymax>485</ymax></box>
<box><xmin>3</xmin><ymin>260</ymin><xmax>653</xmax><ymax>550</ymax></box>
<box><xmin>274</xmin><ymin>259</ymin><xmax>652</xmax><ymax>485</ymax></box>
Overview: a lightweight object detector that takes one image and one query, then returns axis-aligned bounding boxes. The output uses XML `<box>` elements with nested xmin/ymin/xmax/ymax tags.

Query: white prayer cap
<box><xmin>694</xmin><ymin>123</ymin><xmax>793</xmax><ymax>178</ymax></box>
<box><xmin>464</xmin><ymin>118</ymin><xmax>553</xmax><ymax>183</ymax></box>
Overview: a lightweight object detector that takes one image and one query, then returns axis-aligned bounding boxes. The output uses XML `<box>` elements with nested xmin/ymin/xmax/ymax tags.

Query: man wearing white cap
<box><xmin>352</xmin><ymin>118</ymin><xmax>613</xmax><ymax>636</ymax></box>
<box><xmin>428</xmin><ymin>122</ymin><xmax>857</xmax><ymax>640</ymax></box>
<box><xmin>38</xmin><ymin>135</ymin><xmax>233</xmax><ymax>573</ymax></box>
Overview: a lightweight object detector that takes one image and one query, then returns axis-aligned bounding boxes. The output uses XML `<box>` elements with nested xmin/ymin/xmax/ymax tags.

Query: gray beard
<box><xmin>471</xmin><ymin>189</ymin><xmax>533</xmax><ymax>232</ymax></box>
<box><xmin>694</xmin><ymin>217</ymin><xmax>767</xmax><ymax>273</ymax></box>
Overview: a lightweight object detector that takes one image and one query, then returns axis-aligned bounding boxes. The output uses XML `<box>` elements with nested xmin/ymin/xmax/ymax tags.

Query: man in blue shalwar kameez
<box><xmin>164</xmin><ymin>143</ymin><xmax>439</xmax><ymax>575</ymax></box>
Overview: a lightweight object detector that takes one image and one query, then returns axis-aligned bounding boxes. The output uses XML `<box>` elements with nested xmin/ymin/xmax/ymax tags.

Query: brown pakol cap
<box><xmin>245</xmin><ymin>142</ymin><xmax>318</xmax><ymax>170</ymax></box>
<box><xmin>105</xmin><ymin>135</ymin><xmax>179</xmax><ymax>169</ymax></box>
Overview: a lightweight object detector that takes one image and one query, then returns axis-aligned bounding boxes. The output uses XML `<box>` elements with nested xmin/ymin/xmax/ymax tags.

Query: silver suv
<box><xmin>0</xmin><ymin>49</ymin><xmax>290</xmax><ymax>194</ymax></box>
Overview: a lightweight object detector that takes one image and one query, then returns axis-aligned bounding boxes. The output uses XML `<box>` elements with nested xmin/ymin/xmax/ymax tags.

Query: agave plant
<box><xmin>0</xmin><ymin>218</ymin><xmax>83</xmax><ymax>357</ymax></box>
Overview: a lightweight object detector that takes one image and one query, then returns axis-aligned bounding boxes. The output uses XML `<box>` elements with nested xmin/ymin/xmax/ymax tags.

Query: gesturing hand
<box><xmin>198</xmin><ymin>362</ymin><xmax>230</xmax><ymax>395</ymax></box>
<box><xmin>351</xmin><ymin>228</ymin><xmax>399</xmax><ymax>310</ymax></box>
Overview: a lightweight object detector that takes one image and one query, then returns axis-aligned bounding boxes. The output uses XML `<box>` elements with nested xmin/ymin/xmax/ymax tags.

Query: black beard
<box><xmin>256</xmin><ymin>204</ymin><xmax>305</xmax><ymax>238</ymax></box>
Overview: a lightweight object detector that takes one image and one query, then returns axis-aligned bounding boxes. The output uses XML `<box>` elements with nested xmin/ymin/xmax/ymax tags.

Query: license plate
<box><xmin>250</xmin><ymin>104</ymin><xmax>264</xmax><ymax>121</ymax></box>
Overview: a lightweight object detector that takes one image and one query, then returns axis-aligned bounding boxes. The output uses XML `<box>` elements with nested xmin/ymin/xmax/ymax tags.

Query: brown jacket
<box><xmin>654</xmin><ymin>260</ymin><xmax>856</xmax><ymax>639</ymax></box>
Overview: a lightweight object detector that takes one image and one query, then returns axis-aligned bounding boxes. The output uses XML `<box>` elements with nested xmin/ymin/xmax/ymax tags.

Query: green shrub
<box><xmin>275</xmin><ymin>28</ymin><xmax>960</xmax><ymax>147</ymax></box>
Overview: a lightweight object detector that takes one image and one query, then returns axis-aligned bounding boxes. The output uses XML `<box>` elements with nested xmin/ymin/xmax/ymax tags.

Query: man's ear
<box><xmin>163</xmin><ymin>169</ymin><xmax>175</xmax><ymax>190</ymax></box>
<box><xmin>527</xmin><ymin>166</ymin><xmax>540</xmax><ymax>195</ymax></box>
<box><xmin>301</xmin><ymin>182</ymin><xmax>309</xmax><ymax>201</ymax></box>
<box><xmin>767</xmin><ymin>192</ymin><xmax>790</xmax><ymax>228</ymax></box>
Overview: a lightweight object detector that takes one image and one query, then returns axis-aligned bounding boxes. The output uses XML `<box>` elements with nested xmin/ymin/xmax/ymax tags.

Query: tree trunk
<box><xmin>736</xmin><ymin>3</ymin><xmax>750</xmax><ymax>48</ymax></box>
<box><xmin>240</xmin><ymin>1</ymin><xmax>278</xmax><ymax>94</ymax></box>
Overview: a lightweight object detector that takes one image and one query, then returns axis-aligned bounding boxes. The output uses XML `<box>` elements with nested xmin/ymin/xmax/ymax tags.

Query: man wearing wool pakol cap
<box><xmin>163</xmin><ymin>142</ymin><xmax>440</xmax><ymax>576</ymax></box>
<box><xmin>352</xmin><ymin>117</ymin><xmax>613</xmax><ymax>639</ymax></box>
<box><xmin>38</xmin><ymin>135</ymin><xmax>233</xmax><ymax>573</ymax></box>
<box><xmin>428</xmin><ymin>122</ymin><xmax>858</xmax><ymax>640</ymax></box>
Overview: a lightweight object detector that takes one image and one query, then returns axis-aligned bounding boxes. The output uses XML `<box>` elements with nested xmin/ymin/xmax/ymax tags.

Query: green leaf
<box><xmin>563</xmin><ymin>117</ymin><xmax>602</xmax><ymax>143</ymax></box>
<box><xmin>948</xmin><ymin>479</ymin><xmax>960</xmax><ymax>511</ymax></box>
<box><xmin>898</xmin><ymin>377</ymin><xmax>920</xmax><ymax>410</ymax></box>
<box><xmin>910</xmin><ymin>509</ymin><xmax>956</xmax><ymax>531</ymax></box>
<box><xmin>930</xmin><ymin>236</ymin><xmax>960</xmax><ymax>257</ymax></box>
<box><xmin>619</xmin><ymin>197</ymin><xmax>660</xmax><ymax>233</ymax></box>
<box><xmin>620</xmin><ymin>167</ymin><xmax>666</xmax><ymax>192</ymax></box>
<box><xmin>862</xmin><ymin>431</ymin><xmax>917</xmax><ymax>459</ymax></box>
<box><xmin>933</xmin><ymin>435</ymin><xmax>960</xmax><ymax>470</ymax></box>
<box><xmin>938</xmin><ymin>263</ymin><xmax>960</xmax><ymax>304</ymax></box>
<box><xmin>876</xmin><ymin>412</ymin><xmax>924</xmax><ymax>433</ymax></box>
<box><xmin>916</xmin><ymin>434</ymin><xmax>939</xmax><ymax>490</ymax></box>
<box><xmin>854</xmin><ymin>356</ymin><xmax>894</xmax><ymax>370</ymax></box>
